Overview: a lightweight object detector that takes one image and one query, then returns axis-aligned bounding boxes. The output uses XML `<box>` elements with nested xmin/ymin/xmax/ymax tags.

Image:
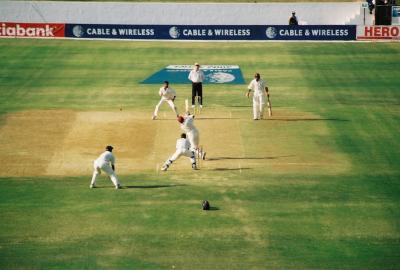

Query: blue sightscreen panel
<box><xmin>142</xmin><ymin>65</ymin><xmax>245</xmax><ymax>84</ymax></box>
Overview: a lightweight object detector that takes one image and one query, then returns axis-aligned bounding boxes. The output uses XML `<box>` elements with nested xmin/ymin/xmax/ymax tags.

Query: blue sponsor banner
<box><xmin>142</xmin><ymin>65</ymin><xmax>245</xmax><ymax>84</ymax></box>
<box><xmin>65</xmin><ymin>24</ymin><xmax>356</xmax><ymax>41</ymax></box>
<box><xmin>264</xmin><ymin>25</ymin><xmax>356</xmax><ymax>40</ymax></box>
<box><xmin>66</xmin><ymin>24</ymin><xmax>157</xmax><ymax>39</ymax></box>
<box><xmin>393</xmin><ymin>6</ymin><xmax>400</xmax><ymax>17</ymax></box>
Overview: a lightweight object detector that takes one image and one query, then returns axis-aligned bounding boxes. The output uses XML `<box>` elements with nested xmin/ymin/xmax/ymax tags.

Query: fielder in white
<box><xmin>246</xmin><ymin>73</ymin><xmax>270</xmax><ymax>120</ymax></box>
<box><xmin>152</xmin><ymin>81</ymin><xmax>178</xmax><ymax>120</ymax></box>
<box><xmin>177</xmin><ymin>114</ymin><xmax>206</xmax><ymax>160</ymax></box>
<box><xmin>161</xmin><ymin>133</ymin><xmax>197</xmax><ymax>171</ymax></box>
<box><xmin>90</xmin><ymin>145</ymin><xmax>122</xmax><ymax>189</ymax></box>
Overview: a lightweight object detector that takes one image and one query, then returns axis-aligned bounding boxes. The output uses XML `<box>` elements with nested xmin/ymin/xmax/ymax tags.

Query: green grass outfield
<box><xmin>0</xmin><ymin>39</ymin><xmax>400</xmax><ymax>269</ymax></box>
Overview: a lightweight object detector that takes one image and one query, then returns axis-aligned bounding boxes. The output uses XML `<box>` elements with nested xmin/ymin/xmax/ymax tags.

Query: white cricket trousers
<box><xmin>165</xmin><ymin>149</ymin><xmax>196</xmax><ymax>167</ymax></box>
<box><xmin>90</xmin><ymin>161</ymin><xmax>120</xmax><ymax>187</ymax></box>
<box><xmin>187</xmin><ymin>129</ymin><xmax>200</xmax><ymax>151</ymax></box>
<box><xmin>253</xmin><ymin>94</ymin><xmax>266</xmax><ymax>119</ymax></box>
<box><xmin>154</xmin><ymin>98</ymin><xmax>178</xmax><ymax>116</ymax></box>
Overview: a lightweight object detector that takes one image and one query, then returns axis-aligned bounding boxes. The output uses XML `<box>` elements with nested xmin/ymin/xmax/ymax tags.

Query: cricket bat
<box><xmin>267</xmin><ymin>96</ymin><xmax>272</xmax><ymax>117</ymax></box>
<box><xmin>185</xmin><ymin>99</ymin><xmax>189</xmax><ymax>114</ymax></box>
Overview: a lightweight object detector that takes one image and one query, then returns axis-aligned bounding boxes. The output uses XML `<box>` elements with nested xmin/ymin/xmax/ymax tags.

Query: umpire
<box><xmin>188</xmin><ymin>63</ymin><xmax>205</xmax><ymax>108</ymax></box>
<box><xmin>289</xmin><ymin>11</ymin><xmax>299</xmax><ymax>25</ymax></box>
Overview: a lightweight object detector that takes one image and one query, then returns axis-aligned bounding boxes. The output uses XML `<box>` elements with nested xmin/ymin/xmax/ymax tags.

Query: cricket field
<box><xmin>0</xmin><ymin>39</ymin><xmax>399</xmax><ymax>269</ymax></box>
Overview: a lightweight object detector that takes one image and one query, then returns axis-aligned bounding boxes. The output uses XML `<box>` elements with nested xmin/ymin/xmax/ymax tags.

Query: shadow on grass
<box><xmin>92</xmin><ymin>184</ymin><xmax>186</xmax><ymax>189</ymax></box>
<box><xmin>208</xmin><ymin>155</ymin><xmax>294</xmax><ymax>161</ymax></box>
<box><xmin>196</xmin><ymin>117</ymin><xmax>239</xmax><ymax>120</ymax></box>
<box><xmin>152</xmin><ymin>119</ymin><xmax>176</xmax><ymax>121</ymax></box>
<box><xmin>265</xmin><ymin>118</ymin><xmax>349</xmax><ymax>122</ymax></box>
<box><xmin>148</xmin><ymin>116</ymin><xmax>348</xmax><ymax>122</ymax></box>
<box><xmin>211</xmin><ymin>167</ymin><xmax>252</xmax><ymax>171</ymax></box>
<box><xmin>124</xmin><ymin>184</ymin><xmax>186</xmax><ymax>189</ymax></box>
<box><xmin>152</xmin><ymin>117</ymin><xmax>240</xmax><ymax>121</ymax></box>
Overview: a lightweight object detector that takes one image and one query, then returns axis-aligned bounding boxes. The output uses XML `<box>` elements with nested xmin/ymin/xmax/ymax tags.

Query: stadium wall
<box><xmin>3</xmin><ymin>1</ymin><xmax>397</xmax><ymax>41</ymax></box>
<box><xmin>0</xmin><ymin>1</ymin><xmax>362</xmax><ymax>25</ymax></box>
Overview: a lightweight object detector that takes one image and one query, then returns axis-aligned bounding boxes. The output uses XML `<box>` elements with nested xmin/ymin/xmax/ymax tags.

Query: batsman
<box><xmin>177</xmin><ymin>114</ymin><xmax>206</xmax><ymax>160</ymax></box>
<box><xmin>246</xmin><ymin>73</ymin><xmax>272</xmax><ymax>120</ymax></box>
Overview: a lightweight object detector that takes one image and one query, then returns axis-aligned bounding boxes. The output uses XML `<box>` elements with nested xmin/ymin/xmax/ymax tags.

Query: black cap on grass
<box><xmin>202</xmin><ymin>200</ymin><xmax>210</xmax><ymax>210</ymax></box>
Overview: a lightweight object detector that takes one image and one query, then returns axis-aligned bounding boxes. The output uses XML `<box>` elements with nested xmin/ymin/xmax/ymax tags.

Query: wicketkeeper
<box><xmin>162</xmin><ymin>133</ymin><xmax>197</xmax><ymax>171</ymax></box>
<box><xmin>246</xmin><ymin>73</ymin><xmax>271</xmax><ymax>120</ymax></box>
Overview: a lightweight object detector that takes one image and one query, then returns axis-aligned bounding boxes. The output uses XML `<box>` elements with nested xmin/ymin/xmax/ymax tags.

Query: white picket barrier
<box><xmin>0</xmin><ymin>1</ymin><xmax>362</xmax><ymax>25</ymax></box>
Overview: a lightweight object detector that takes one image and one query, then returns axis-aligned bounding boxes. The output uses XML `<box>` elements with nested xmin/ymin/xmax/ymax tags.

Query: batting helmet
<box><xmin>106</xmin><ymin>145</ymin><xmax>114</xmax><ymax>151</ymax></box>
<box><xmin>177</xmin><ymin>116</ymin><xmax>184</xmax><ymax>123</ymax></box>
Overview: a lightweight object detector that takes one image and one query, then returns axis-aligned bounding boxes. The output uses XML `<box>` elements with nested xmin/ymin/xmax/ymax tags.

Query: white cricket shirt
<box><xmin>188</xmin><ymin>69</ymin><xmax>205</xmax><ymax>83</ymax></box>
<box><xmin>248</xmin><ymin>79</ymin><xmax>268</xmax><ymax>96</ymax></box>
<box><xmin>180</xmin><ymin>115</ymin><xmax>196</xmax><ymax>133</ymax></box>
<box><xmin>159</xmin><ymin>87</ymin><xmax>176</xmax><ymax>100</ymax></box>
<box><xmin>176</xmin><ymin>138</ymin><xmax>190</xmax><ymax>151</ymax></box>
<box><xmin>95</xmin><ymin>151</ymin><xmax>115</xmax><ymax>165</ymax></box>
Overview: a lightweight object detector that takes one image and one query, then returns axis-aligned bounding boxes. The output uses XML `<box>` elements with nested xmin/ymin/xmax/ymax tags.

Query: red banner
<box><xmin>0</xmin><ymin>22</ymin><xmax>65</xmax><ymax>38</ymax></box>
<box><xmin>357</xmin><ymin>26</ymin><xmax>400</xmax><ymax>40</ymax></box>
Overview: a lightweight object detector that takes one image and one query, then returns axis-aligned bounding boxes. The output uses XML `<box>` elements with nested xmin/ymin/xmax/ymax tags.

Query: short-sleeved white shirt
<box><xmin>159</xmin><ymin>87</ymin><xmax>176</xmax><ymax>100</ymax></box>
<box><xmin>180</xmin><ymin>115</ymin><xmax>196</xmax><ymax>133</ymax></box>
<box><xmin>188</xmin><ymin>69</ymin><xmax>205</xmax><ymax>83</ymax></box>
<box><xmin>95</xmin><ymin>151</ymin><xmax>115</xmax><ymax>165</ymax></box>
<box><xmin>248</xmin><ymin>79</ymin><xmax>268</xmax><ymax>96</ymax></box>
<box><xmin>176</xmin><ymin>138</ymin><xmax>190</xmax><ymax>151</ymax></box>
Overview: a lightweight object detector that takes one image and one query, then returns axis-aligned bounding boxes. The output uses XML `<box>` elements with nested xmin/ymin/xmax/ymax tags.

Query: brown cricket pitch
<box><xmin>0</xmin><ymin>109</ymin><xmax>350</xmax><ymax>177</ymax></box>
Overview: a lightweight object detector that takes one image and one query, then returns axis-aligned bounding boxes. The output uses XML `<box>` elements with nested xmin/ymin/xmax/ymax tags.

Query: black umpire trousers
<box><xmin>192</xmin><ymin>82</ymin><xmax>203</xmax><ymax>105</ymax></box>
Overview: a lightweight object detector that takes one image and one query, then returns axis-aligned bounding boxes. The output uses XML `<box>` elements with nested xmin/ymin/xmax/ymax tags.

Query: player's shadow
<box><xmin>196</xmin><ymin>117</ymin><xmax>239</xmax><ymax>120</ymax></box>
<box><xmin>208</xmin><ymin>155</ymin><xmax>293</xmax><ymax>161</ymax></box>
<box><xmin>207</xmin><ymin>206</ymin><xmax>220</xmax><ymax>211</ymax></box>
<box><xmin>265</xmin><ymin>118</ymin><xmax>349</xmax><ymax>122</ymax></box>
<box><xmin>124</xmin><ymin>184</ymin><xmax>186</xmax><ymax>189</ymax></box>
<box><xmin>211</xmin><ymin>167</ymin><xmax>251</xmax><ymax>171</ymax></box>
<box><xmin>152</xmin><ymin>119</ymin><xmax>178</xmax><ymax>121</ymax></box>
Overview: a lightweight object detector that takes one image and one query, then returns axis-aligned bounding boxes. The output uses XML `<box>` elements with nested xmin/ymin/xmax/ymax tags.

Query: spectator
<box><xmin>289</xmin><ymin>11</ymin><xmax>298</xmax><ymax>25</ymax></box>
<box><xmin>367</xmin><ymin>0</ymin><xmax>375</xmax><ymax>14</ymax></box>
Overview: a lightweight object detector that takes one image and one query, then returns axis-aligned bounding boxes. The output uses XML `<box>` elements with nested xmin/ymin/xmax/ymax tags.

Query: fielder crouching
<box><xmin>90</xmin><ymin>145</ymin><xmax>122</xmax><ymax>189</ymax></box>
<box><xmin>152</xmin><ymin>80</ymin><xmax>179</xmax><ymax>120</ymax></box>
<box><xmin>162</xmin><ymin>133</ymin><xmax>197</xmax><ymax>171</ymax></box>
